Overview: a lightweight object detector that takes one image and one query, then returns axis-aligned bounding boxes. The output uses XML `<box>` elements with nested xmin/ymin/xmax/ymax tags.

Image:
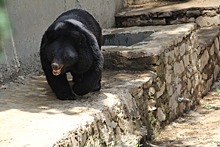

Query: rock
<box><xmin>202</xmin><ymin>10</ymin><xmax>217</xmax><ymax>17</ymax></box>
<box><xmin>174</xmin><ymin>60</ymin><xmax>185</xmax><ymax>75</ymax></box>
<box><xmin>183</xmin><ymin>54</ymin><xmax>190</xmax><ymax>67</ymax></box>
<box><xmin>214</xmin><ymin>65</ymin><xmax>220</xmax><ymax>80</ymax></box>
<box><xmin>149</xmin><ymin>87</ymin><xmax>156</xmax><ymax>96</ymax></box>
<box><xmin>198</xmin><ymin>50</ymin><xmax>209</xmax><ymax>72</ymax></box>
<box><xmin>158</xmin><ymin>12</ymin><xmax>172</xmax><ymax>18</ymax></box>
<box><xmin>196</xmin><ymin>15</ymin><xmax>220</xmax><ymax>27</ymax></box>
<box><xmin>215</xmin><ymin>37</ymin><xmax>219</xmax><ymax>53</ymax></box>
<box><xmin>210</xmin><ymin>44</ymin><xmax>215</xmax><ymax>56</ymax></box>
<box><xmin>157</xmin><ymin>107</ymin><xmax>166</xmax><ymax>122</ymax></box>
<box><xmin>156</xmin><ymin>82</ymin><xmax>165</xmax><ymax>98</ymax></box>
<box><xmin>186</xmin><ymin>10</ymin><xmax>201</xmax><ymax>17</ymax></box>
<box><xmin>174</xmin><ymin>46</ymin><xmax>180</xmax><ymax>57</ymax></box>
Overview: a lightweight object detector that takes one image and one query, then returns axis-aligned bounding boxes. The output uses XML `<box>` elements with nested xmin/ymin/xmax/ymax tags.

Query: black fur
<box><xmin>40</xmin><ymin>9</ymin><xmax>103</xmax><ymax>100</ymax></box>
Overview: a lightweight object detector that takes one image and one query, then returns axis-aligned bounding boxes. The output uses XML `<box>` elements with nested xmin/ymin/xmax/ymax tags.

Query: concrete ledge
<box><xmin>102</xmin><ymin>23</ymin><xmax>196</xmax><ymax>70</ymax></box>
<box><xmin>0</xmin><ymin>70</ymin><xmax>155</xmax><ymax>146</ymax></box>
<box><xmin>115</xmin><ymin>0</ymin><xmax>220</xmax><ymax>27</ymax></box>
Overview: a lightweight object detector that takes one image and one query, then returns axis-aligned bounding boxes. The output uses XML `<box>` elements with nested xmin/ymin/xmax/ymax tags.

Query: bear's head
<box><xmin>43</xmin><ymin>30</ymin><xmax>85</xmax><ymax>76</ymax></box>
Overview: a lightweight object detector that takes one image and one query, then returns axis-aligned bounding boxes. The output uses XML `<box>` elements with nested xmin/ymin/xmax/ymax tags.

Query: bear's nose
<box><xmin>51</xmin><ymin>63</ymin><xmax>60</xmax><ymax>70</ymax></box>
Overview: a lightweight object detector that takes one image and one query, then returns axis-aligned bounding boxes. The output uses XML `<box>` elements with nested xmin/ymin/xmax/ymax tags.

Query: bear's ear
<box><xmin>54</xmin><ymin>22</ymin><xmax>71</xmax><ymax>31</ymax></box>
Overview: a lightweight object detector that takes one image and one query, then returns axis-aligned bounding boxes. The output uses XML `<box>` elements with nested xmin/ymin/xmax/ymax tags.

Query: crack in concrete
<box><xmin>4</xmin><ymin>5</ymin><xmax>20</xmax><ymax>72</ymax></box>
<box><xmin>64</xmin><ymin>0</ymin><xmax>67</xmax><ymax>10</ymax></box>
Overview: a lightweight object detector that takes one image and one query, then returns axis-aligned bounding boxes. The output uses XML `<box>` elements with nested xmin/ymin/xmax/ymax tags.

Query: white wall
<box><xmin>0</xmin><ymin>0</ymin><xmax>124</xmax><ymax>82</ymax></box>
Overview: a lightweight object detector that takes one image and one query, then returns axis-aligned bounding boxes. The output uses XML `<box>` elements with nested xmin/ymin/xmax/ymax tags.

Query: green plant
<box><xmin>203</xmin><ymin>104</ymin><xmax>220</xmax><ymax>110</ymax></box>
<box><xmin>216</xmin><ymin>86</ymin><xmax>220</xmax><ymax>95</ymax></box>
<box><xmin>0</xmin><ymin>0</ymin><xmax>10</xmax><ymax>63</ymax></box>
<box><xmin>0</xmin><ymin>0</ymin><xmax>10</xmax><ymax>40</ymax></box>
<box><xmin>135</xmin><ymin>142</ymin><xmax>143</xmax><ymax>147</ymax></box>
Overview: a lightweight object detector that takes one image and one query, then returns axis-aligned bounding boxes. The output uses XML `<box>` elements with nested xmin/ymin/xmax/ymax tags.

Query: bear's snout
<box><xmin>51</xmin><ymin>63</ymin><xmax>60</xmax><ymax>70</ymax></box>
<box><xmin>51</xmin><ymin>63</ymin><xmax>63</xmax><ymax>76</ymax></box>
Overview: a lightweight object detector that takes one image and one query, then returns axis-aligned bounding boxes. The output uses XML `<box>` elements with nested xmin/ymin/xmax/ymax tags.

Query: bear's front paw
<box><xmin>57</xmin><ymin>93</ymin><xmax>76</xmax><ymax>100</ymax></box>
<box><xmin>72</xmin><ymin>85</ymin><xmax>89</xmax><ymax>96</ymax></box>
<box><xmin>92</xmin><ymin>81</ymin><xmax>101</xmax><ymax>92</ymax></box>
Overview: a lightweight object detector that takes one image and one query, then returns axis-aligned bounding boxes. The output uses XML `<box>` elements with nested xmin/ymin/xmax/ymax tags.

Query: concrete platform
<box><xmin>0</xmin><ymin>71</ymin><xmax>153</xmax><ymax>147</ymax></box>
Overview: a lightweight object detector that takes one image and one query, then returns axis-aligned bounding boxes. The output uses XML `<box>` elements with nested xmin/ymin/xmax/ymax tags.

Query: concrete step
<box><xmin>102</xmin><ymin>23</ymin><xmax>196</xmax><ymax>71</ymax></box>
<box><xmin>115</xmin><ymin>0</ymin><xmax>220</xmax><ymax>27</ymax></box>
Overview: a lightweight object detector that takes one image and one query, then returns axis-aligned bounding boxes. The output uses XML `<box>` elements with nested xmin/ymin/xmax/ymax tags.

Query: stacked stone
<box><xmin>115</xmin><ymin>6</ymin><xmax>220</xmax><ymax>27</ymax></box>
<box><xmin>126</xmin><ymin>0</ymin><xmax>154</xmax><ymax>5</ymax></box>
<box><xmin>54</xmin><ymin>71</ymin><xmax>154</xmax><ymax>147</ymax></box>
<box><xmin>142</xmin><ymin>27</ymin><xmax>220</xmax><ymax>138</ymax></box>
<box><xmin>163</xmin><ymin>26</ymin><xmax>220</xmax><ymax>120</ymax></box>
<box><xmin>102</xmin><ymin>23</ymin><xmax>220</xmax><ymax>139</ymax></box>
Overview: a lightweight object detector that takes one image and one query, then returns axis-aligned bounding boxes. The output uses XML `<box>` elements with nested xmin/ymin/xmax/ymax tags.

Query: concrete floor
<box><xmin>0</xmin><ymin>71</ymin><xmax>150</xmax><ymax>147</ymax></box>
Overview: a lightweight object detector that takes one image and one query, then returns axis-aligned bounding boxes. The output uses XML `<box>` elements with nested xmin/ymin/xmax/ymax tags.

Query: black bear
<box><xmin>40</xmin><ymin>9</ymin><xmax>103</xmax><ymax>100</ymax></box>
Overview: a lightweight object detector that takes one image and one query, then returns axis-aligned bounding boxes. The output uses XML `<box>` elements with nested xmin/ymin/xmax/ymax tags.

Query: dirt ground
<box><xmin>150</xmin><ymin>76</ymin><xmax>220</xmax><ymax>147</ymax></box>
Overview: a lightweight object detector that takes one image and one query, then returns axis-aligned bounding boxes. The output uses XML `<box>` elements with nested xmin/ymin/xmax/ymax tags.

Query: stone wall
<box><xmin>126</xmin><ymin>0</ymin><xmax>153</xmax><ymax>5</ymax></box>
<box><xmin>116</xmin><ymin>4</ymin><xmax>220</xmax><ymax>27</ymax></box>
<box><xmin>102</xmin><ymin>24</ymin><xmax>220</xmax><ymax>139</ymax></box>
<box><xmin>111</xmin><ymin>2</ymin><xmax>220</xmax><ymax>141</ymax></box>
<box><xmin>148</xmin><ymin>26</ymin><xmax>220</xmax><ymax>137</ymax></box>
